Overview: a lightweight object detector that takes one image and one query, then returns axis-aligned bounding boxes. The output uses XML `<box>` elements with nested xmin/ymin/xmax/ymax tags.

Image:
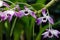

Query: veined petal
<box><xmin>3</xmin><ymin>2</ymin><xmax>10</xmax><ymax>8</ymax></box>
<box><xmin>47</xmin><ymin>16</ymin><xmax>54</xmax><ymax>24</ymax></box>
<box><xmin>30</xmin><ymin>11</ymin><xmax>36</xmax><ymax>18</ymax></box>
<box><xmin>42</xmin><ymin>9</ymin><xmax>46</xmax><ymax>17</ymax></box>
<box><xmin>36</xmin><ymin>17</ymin><xmax>42</xmax><ymax>25</ymax></box>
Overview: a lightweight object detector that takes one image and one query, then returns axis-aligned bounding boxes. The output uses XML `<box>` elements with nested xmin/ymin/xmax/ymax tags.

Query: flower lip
<box><xmin>7</xmin><ymin>14</ymin><xmax>11</xmax><ymax>16</ymax></box>
<box><xmin>42</xmin><ymin>17</ymin><xmax>47</xmax><ymax>22</ymax></box>
<box><xmin>24</xmin><ymin>11</ymin><xmax>28</xmax><ymax>14</ymax></box>
<box><xmin>24</xmin><ymin>9</ymin><xmax>30</xmax><ymax>15</ymax></box>
<box><xmin>24</xmin><ymin>11</ymin><xmax>29</xmax><ymax>15</ymax></box>
<box><xmin>43</xmin><ymin>18</ymin><xmax>46</xmax><ymax>20</ymax></box>
<box><xmin>48</xmin><ymin>31</ymin><xmax>52</xmax><ymax>36</ymax></box>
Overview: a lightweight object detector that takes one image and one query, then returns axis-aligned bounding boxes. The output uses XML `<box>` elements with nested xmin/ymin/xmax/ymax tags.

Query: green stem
<box><xmin>10</xmin><ymin>17</ymin><xmax>17</xmax><ymax>37</ymax></box>
<box><xmin>4</xmin><ymin>0</ymin><xmax>15</xmax><ymax>6</ymax></box>
<box><xmin>0</xmin><ymin>22</ymin><xmax>3</xmax><ymax>40</ymax></box>
<box><xmin>16</xmin><ymin>2</ymin><xmax>37</xmax><ymax>12</ymax></box>
<box><xmin>5</xmin><ymin>21</ymin><xmax>11</xmax><ymax>40</ymax></box>
<box><xmin>38</xmin><ymin>0</ymin><xmax>58</xmax><ymax>13</ymax></box>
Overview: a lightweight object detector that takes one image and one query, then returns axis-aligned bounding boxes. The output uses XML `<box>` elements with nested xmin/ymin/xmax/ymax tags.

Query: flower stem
<box><xmin>4</xmin><ymin>0</ymin><xmax>15</xmax><ymax>6</ymax></box>
<box><xmin>10</xmin><ymin>17</ymin><xmax>17</xmax><ymax>37</ymax></box>
<box><xmin>38</xmin><ymin>0</ymin><xmax>58</xmax><ymax>13</ymax></box>
<box><xmin>0</xmin><ymin>22</ymin><xmax>3</xmax><ymax>40</ymax></box>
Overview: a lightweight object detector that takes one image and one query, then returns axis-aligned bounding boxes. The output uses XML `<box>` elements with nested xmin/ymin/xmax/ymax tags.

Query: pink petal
<box><xmin>43</xmin><ymin>35</ymin><xmax>48</xmax><ymax>38</ymax></box>
<box><xmin>54</xmin><ymin>34</ymin><xmax>59</xmax><ymax>38</ymax></box>
<box><xmin>3</xmin><ymin>2</ymin><xmax>10</xmax><ymax>8</ymax></box>
<box><xmin>8</xmin><ymin>16</ymin><xmax>12</xmax><ymax>22</ymax></box>
<box><xmin>47</xmin><ymin>16</ymin><xmax>54</xmax><ymax>24</ymax></box>
<box><xmin>15</xmin><ymin>11</ymin><xmax>24</xmax><ymax>18</ymax></box>
<box><xmin>15</xmin><ymin>5</ymin><xmax>20</xmax><ymax>11</ymax></box>
<box><xmin>36</xmin><ymin>17</ymin><xmax>42</xmax><ymax>25</ymax></box>
<box><xmin>42</xmin><ymin>9</ymin><xmax>46</xmax><ymax>16</ymax></box>
<box><xmin>30</xmin><ymin>12</ymin><xmax>36</xmax><ymax>18</ymax></box>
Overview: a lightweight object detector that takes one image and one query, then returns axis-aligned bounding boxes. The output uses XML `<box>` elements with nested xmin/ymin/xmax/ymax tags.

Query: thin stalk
<box><xmin>10</xmin><ymin>17</ymin><xmax>17</xmax><ymax>37</ymax></box>
<box><xmin>0</xmin><ymin>22</ymin><xmax>3</xmax><ymax>40</ymax></box>
<box><xmin>38</xmin><ymin>0</ymin><xmax>58</xmax><ymax>13</ymax></box>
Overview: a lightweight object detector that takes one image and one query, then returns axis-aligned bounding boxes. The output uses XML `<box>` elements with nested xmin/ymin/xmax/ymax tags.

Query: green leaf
<box><xmin>20</xmin><ymin>16</ymin><xmax>35</xmax><ymax>40</ymax></box>
<box><xmin>36</xmin><ymin>0</ymin><xmax>46</xmax><ymax>4</ymax></box>
<box><xmin>14</xmin><ymin>18</ymin><xmax>23</xmax><ymax>40</ymax></box>
<box><xmin>0</xmin><ymin>22</ymin><xmax>3</xmax><ymax>40</ymax></box>
<box><xmin>10</xmin><ymin>0</ymin><xmax>26</xmax><ymax>3</ymax></box>
<box><xmin>31</xmin><ymin>3</ymin><xmax>45</xmax><ymax>10</ymax></box>
<box><xmin>4</xmin><ymin>21</ymin><xmax>11</xmax><ymax>40</ymax></box>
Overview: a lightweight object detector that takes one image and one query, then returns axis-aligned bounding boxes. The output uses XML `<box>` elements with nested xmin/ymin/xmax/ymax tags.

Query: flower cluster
<box><xmin>15</xmin><ymin>6</ymin><xmax>36</xmax><ymax>18</ymax></box>
<box><xmin>36</xmin><ymin>9</ymin><xmax>60</xmax><ymax>38</ymax></box>
<box><xmin>0</xmin><ymin>1</ymin><xmax>36</xmax><ymax>22</ymax></box>
<box><xmin>0</xmin><ymin>0</ymin><xmax>60</xmax><ymax>39</ymax></box>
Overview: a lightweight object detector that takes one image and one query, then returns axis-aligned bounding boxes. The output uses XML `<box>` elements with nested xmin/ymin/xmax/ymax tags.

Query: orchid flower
<box><xmin>3</xmin><ymin>10</ymin><xmax>15</xmax><ymax>22</ymax></box>
<box><xmin>15</xmin><ymin>6</ymin><xmax>36</xmax><ymax>18</ymax></box>
<box><xmin>37</xmin><ymin>9</ymin><xmax>54</xmax><ymax>25</ymax></box>
<box><xmin>42</xmin><ymin>29</ymin><xmax>60</xmax><ymax>38</ymax></box>
<box><xmin>0</xmin><ymin>1</ymin><xmax>10</xmax><ymax>7</ymax></box>
<box><xmin>0</xmin><ymin>12</ymin><xmax>7</xmax><ymax>21</ymax></box>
